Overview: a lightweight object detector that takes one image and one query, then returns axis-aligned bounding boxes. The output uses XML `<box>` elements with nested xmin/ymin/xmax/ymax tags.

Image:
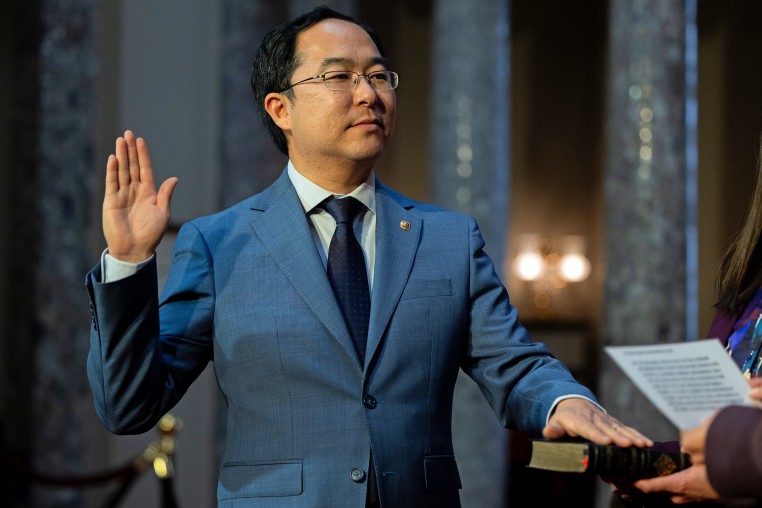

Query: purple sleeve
<box><xmin>705</xmin><ymin>405</ymin><xmax>762</xmax><ymax>505</ymax></box>
<box><xmin>706</xmin><ymin>308</ymin><xmax>736</xmax><ymax>346</ymax></box>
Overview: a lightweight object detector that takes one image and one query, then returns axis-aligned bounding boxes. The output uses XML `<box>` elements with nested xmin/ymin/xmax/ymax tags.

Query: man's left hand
<box><xmin>543</xmin><ymin>398</ymin><xmax>653</xmax><ymax>447</ymax></box>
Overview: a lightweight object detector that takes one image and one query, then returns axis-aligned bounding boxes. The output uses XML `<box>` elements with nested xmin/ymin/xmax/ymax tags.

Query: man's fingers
<box><xmin>576</xmin><ymin>409</ymin><xmax>652</xmax><ymax>446</ymax></box>
<box><xmin>110</xmin><ymin>131</ymin><xmax>159</xmax><ymax>197</ymax></box>
<box><xmin>136</xmin><ymin>136</ymin><xmax>155</xmax><ymax>187</ymax></box>
<box><xmin>125</xmin><ymin>130</ymin><xmax>141</xmax><ymax>183</ymax></box>
<box><xmin>157</xmin><ymin>177</ymin><xmax>179</xmax><ymax>212</ymax></box>
<box><xmin>603</xmin><ymin>417</ymin><xmax>651</xmax><ymax>442</ymax></box>
<box><xmin>541</xmin><ymin>422</ymin><xmax>565</xmax><ymax>440</ymax></box>
<box><xmin>547</xmin><ymin>404</ymin><xmax>652</xmax><ymax>448</ymax></box>
<box><xmin>105</xmin><ymin>154</ymin><xmax>119</xmax><ymax>194</ymax></box>
<box><xmin>613</xmin><ymin>425</ymin><xmax>652</xmax><ymax>448</ymax></box>
<box><xmin>115</xmin><ymin>136</ymin><xmax>130</xmax><ymax>189</ymax></box>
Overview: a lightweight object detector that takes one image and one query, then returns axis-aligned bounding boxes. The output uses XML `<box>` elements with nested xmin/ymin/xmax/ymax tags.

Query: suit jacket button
<box><xmin>350</xmin><ymin>468</ymin><xmax>366</xmax><ymax>483</ymax></box>
<box><xmin>363</xmin><ymin>395</ymin><xmax>377</xmax><ymax>409</ymax></box>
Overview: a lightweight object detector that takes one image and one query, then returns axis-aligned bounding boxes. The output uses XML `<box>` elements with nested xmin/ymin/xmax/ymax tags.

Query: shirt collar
<box><xmin>287</xmin><ymin>160</ymin><xmax>376</xmax><ymax>215</ymax></box>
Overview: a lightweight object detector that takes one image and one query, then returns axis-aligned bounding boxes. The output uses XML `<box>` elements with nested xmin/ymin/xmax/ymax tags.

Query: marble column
<box><xmin>220</xmin><ymin>1</ymin><xmax>288</xmax><ymax>209</ymax></box>
<box><xmin>430</xmin><ymin>1</ymin><xmax>510</xmax><ymax>507</ymax></box>
<box><xmin>2</xmin><ymin>0</ymin><xmax>98</xmax><ymax>506</ymax></box>
<box><xmin>597</xmin><ymin>0</ymin><xmax>698</xmax><ymax>505</ymax></box>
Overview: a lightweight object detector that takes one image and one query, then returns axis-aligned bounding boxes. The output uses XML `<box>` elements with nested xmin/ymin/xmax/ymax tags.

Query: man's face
<box><xmin>281</xmin><ymin>19</ymin><xmax>396</xmax><ymax>170</ymax></box>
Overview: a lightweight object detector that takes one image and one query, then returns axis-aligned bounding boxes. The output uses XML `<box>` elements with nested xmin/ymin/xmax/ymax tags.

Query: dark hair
<box><xmin>251</xmin><ymin>6</ymin><xmax>386</xmax><ymax>155</ymax></box>
<box><xmin>715</xmin><ymin>134</ymin><xmax>762</xmax><ymax>314</ymax></box>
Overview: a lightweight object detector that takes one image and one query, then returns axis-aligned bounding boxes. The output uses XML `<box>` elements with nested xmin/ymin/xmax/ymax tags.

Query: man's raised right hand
<box><xmin>102</xmin><ymin>130</ymin><xmax>178</xmax><ymax>263</ymax></box>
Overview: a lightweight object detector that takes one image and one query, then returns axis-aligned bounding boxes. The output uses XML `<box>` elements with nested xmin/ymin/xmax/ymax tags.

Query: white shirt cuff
<box><xmin>100</xmin><ymin>248</ymin><xmax>154</xmax><ymax>283</ymax></box>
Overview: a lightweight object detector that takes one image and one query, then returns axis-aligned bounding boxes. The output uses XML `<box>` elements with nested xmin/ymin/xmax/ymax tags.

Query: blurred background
<box><xmin>1</xmin><ymin>0</ymin><xmax>761</xmax><ymax>507</ymax></box>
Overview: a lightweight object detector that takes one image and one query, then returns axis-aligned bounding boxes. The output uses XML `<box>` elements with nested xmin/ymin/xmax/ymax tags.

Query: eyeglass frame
<box><xmin>276</xmin><ymin>70</ymin><xmax>399</xmax><ymax>93</ymax></box>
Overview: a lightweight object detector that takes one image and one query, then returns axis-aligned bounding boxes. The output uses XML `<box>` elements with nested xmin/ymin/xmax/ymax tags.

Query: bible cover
<box><xmin>527</xmin><ymin>439</ymin><xmax>691</xmax><ymax>478</ymax></box>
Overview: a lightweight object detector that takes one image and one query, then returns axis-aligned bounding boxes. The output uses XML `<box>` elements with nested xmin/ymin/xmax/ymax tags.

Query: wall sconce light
<box><xmin>510</xmin><ymin>234</ymin><xmax>591</xmax><ymax>315</ymax></box>
<box><xmin>512</xmin><ymin>234</ymin><xmax>591</xmax><ymax>284</ymax></box>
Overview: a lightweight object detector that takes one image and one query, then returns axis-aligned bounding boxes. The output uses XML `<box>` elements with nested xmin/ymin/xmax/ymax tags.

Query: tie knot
<box><xmin>323</xmin><ymin>196</ymin><xmax>365</xmax><ymax>224</ymax></box>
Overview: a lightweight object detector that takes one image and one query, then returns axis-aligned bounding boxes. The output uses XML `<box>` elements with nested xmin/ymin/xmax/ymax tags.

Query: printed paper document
<box><xmin>605</xmin><ymin>339</ymin><xmax>759</xmax><ymax>429</ymax></box>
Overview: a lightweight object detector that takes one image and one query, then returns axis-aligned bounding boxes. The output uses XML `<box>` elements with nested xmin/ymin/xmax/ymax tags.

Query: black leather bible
<box><xmin>527</xmin><ymin>439</ymin><xmax>691</xmax><ymax>478</ymax></box>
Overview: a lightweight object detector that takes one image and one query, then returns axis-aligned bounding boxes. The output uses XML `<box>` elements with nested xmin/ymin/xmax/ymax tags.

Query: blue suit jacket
<box><xmin>86</xmin><ymin>170</ymin><xmax>597</xmax><ymax>507</ymax></box>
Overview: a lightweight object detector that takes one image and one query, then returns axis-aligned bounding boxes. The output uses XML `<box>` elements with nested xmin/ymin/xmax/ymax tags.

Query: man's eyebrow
<box><xmin>318</xmin><ymin>56</ymin><xmax>390</xmax><ymax>71</ymax></box>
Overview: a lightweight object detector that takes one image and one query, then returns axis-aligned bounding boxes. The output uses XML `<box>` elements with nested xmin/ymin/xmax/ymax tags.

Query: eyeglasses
<box><xmin>278</xmin><ymin>70</ymin><xmax>399</xmax><ymax>93</ymax></box>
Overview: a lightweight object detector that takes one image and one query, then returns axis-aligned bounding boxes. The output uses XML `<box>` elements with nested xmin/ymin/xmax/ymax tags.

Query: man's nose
<box><xmin>354</xmin><ymin>74</ymin><xmax>378</xmax><ymax>102</ymax></box>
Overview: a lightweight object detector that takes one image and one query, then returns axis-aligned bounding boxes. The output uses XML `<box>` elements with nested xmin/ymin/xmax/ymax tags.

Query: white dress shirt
<box><xmin>286</xmin><ymin>161</ymin><xmax>376</xmax><ymax>290</ymax></box>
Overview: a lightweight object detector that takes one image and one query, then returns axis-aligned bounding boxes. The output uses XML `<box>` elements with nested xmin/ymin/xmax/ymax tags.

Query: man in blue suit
<box><xmin>86</xmin><ymin>6</ymin><xmax>651</xmax><ymax>507</ymax></box>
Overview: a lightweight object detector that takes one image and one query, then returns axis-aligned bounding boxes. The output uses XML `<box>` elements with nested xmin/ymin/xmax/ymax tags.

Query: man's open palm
<box><xmin>102</xmin><ymin>130</ymin><xmax>178</xmax><ymax>262</ymax></box>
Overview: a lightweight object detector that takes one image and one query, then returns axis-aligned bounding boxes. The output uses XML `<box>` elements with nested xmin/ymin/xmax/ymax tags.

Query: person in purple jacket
<box><xmin>625</xmin><ymin>136</ymin><xmax>762</xmax><ymax>505</ymax></box>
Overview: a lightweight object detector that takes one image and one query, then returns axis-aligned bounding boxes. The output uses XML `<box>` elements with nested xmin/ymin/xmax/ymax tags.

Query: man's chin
<box><xmin>347</xmin><ymin>142</ymin><xmax>386</xmax><ymax>163</ymax></box>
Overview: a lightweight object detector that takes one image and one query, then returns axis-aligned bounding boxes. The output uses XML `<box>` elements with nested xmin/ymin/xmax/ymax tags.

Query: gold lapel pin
<box><xmin>400</xmin><ymin>220</ymin><xmax>411</xmax><ymax>230</ymax></box>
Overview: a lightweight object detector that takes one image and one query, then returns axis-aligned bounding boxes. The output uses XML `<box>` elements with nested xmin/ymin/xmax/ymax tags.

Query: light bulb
<box><xmin>512</xmin><ymin>252</ymin><xmax>546</xmax><ymax>281</ymax></box>
<box><xmin>559</xmin><ymin>253</ymin><xmax>591</xmax><ymax>282</ymax></box>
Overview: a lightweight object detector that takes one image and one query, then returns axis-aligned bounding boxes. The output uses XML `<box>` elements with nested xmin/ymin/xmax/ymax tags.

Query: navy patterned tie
<box><xmin>323</xmin><ymin>196</ymin><xmax>370</xmax><ymax>364</ymax></box>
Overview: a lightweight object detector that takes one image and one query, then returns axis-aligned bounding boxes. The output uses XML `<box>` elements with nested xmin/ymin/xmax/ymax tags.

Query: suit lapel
<box><xmin>247</xmin><ymin>171</ymin><xmax>359</xmax><ymax>366</ymax></box>
<box><xmin>366</xmin><ymin>184</ymin><xmax>421</xmax><ymax>367</ymax></box>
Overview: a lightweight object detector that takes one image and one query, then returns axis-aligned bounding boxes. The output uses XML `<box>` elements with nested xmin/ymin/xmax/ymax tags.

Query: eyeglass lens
<box><xmin>323</xmin><ymin>71</ymin><xmax>398</xmax><ymax>91</ymax></box>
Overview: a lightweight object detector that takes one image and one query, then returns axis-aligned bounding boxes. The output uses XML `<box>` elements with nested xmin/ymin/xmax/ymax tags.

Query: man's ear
<box><xmin>264</xmin><ymin>92</ymin><xmax>292</xmax><ymax>132</ymax></box>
